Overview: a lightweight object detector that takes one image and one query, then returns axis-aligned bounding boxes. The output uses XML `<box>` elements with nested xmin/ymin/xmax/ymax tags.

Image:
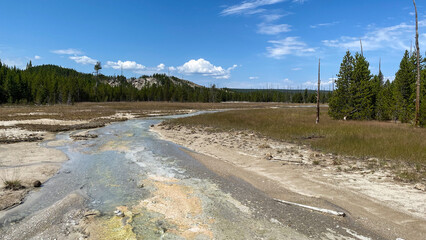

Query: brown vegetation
<box><xmin>0</xmin><ymin>102</ymin><xmax>286</xmax><ymax>122</ymax></box>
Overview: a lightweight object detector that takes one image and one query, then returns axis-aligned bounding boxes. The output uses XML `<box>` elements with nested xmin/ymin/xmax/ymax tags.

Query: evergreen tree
<box><xmin>26</xmin><ymin>60</ymin><xmax>32</xmax><ymax>70</ymax></box>
<box><xmin>94</xmin><ymin>61</ymin><xmax>102</xmax><ymax>75</ymax></box>
<box><xmin>393</xmin><ymin>50</ymin><xmax>416</xmax><ymax>122</ymax></box>
<box><xmin>376</xmin><ymin>80</ymin><xmax>394</xmax><ymax>120</ymax></box>
<box><xmin>303</xmin><ymin>89</ymin><xmax>308</xmax><ymax>103</ymax></box>
<box><xmin>329</xmin><ymin>51</ymin><xmax>354</xmax><ymax>119</ymax></box>
<box><xmin>350</xmin><ymin>53</ymin><xmax>373</xmax><ymax>120</ymax></box>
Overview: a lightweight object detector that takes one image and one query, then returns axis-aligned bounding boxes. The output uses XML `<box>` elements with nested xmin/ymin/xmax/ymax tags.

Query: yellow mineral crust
<box><xmin>138</xmin><ymin>176</ymin><xmax>213</xmax><ymax>239</ymax></box>
<box><xmin>86</xmin><ymin>206</ymin><xmax>137</xmax><ymax>240</ymax></box>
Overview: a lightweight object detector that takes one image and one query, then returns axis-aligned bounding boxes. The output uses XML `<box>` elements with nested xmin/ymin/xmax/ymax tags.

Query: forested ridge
<box><xmin>329</xmin><ymin>50</ymin><xmax>426</xmax><ymax>126</ymax></box>
<box><xmin>0</xmin><ymin>61</ymin><xmax>330</xmax><ymax>105</ymax></box>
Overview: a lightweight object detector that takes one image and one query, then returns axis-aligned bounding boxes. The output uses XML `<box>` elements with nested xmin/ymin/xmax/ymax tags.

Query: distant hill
<box><xmin>104</xmin><ymin>74</ymin><xmax>202</xmax><ymax>90</ymax></box>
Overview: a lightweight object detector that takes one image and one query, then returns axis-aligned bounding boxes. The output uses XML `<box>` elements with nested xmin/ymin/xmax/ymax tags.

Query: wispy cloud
<box><xmin>249</xmin><ymin>76</ymin><xmax>259</xmax><ymax>79</ymax></box>
<box><xmin>257</xmin><ymin>23</ymin><xmax>291</xmax><ymax>35</ymax></box>
<box><xmin>267</xmin><ymin>37</ymin><xmax>315</xmax><ymax>58</ymax></box>
<box><xmin>221</xmin><ymin>0</ymin><xmax>286</xmax><ymax>16</ymax></box>
<box><xmin>2</xmin><ymin>58</ymin><xmax>24</xmax><ymax>68</ymax></box>
<box><xmin>51</xmin><ymin>48</ymin><xmax>83</xmax><ymax>55</ymax></box>
<box><xmin>292</xmin><ymin>67</ymin><xmax>302</xmax><ymax>71</ymax></box>
<box><xmin>310</xmin><ymin>21</ymin><xmax>339</xmax><ymax>29</ymax></box>
<box><xmin>34</xmin><ymin>55</ymin><xmax>41</xmax><ymax>60</ymax></box>
<box><xmin>69</xmin><ymin>55</ymin><xmax>98</xmax><ymax>65</ymax></box>
<box><xmin>177</xmin><ymin>58</ymin><xmax>237</xmax><ymax>79</ymax></box>
<box><xmin>261</xmin><ymin>13</ymin><xmax>285</xmax><ymax>22</ymax></box>
<box><xmin>323</xmin><ymin>21</ymin><xmax>426</xmax><ymax>51</ymax></box>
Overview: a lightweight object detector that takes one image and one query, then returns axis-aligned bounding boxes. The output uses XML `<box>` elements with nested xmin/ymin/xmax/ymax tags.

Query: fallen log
<box><xmin>274</xmin><ymin>198</ymin><xmax>346</xmax><ymax>217</ymax></box>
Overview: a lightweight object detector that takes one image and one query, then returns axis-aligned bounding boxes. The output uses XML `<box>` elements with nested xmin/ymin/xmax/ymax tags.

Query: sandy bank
<box><xmin>0</xmin><ymin>133</ymin><xmax>68</xmax><ymax>210</ymax></box>
<box><xmin>152</xmin><ymin>124</ymin><xmax>426</xmax><ymax>240</ymax></box>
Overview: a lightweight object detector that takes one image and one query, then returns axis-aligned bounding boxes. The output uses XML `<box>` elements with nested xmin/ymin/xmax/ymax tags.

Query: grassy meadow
<box><xmin>168</xmin><ymin>107</ymin><xmax>426</xmax><ymax>168</ymax></box>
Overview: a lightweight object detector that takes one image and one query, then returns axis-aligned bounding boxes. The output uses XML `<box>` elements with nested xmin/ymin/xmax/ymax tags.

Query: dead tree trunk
<box><xmin>413</xmin><ymin>0</ymin><xmax>421</xmax><ymax>126</ymax></box>
<box><xmin>316</xmin><ymin>58</ymin><xmax>320</xmax><ymax>124</ymax></box>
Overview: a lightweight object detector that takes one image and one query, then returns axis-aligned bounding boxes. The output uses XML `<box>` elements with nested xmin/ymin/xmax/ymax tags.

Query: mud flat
<box><xmin>152</xmin><ymin>123</ymin><xmax>426</xmax><ymax>240</ymax></box>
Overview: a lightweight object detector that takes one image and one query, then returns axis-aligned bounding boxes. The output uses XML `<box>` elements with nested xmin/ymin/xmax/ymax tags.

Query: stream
<box><xmin>0</xmin><ymin>112</ymin><xmax>382</xmax><ymax>239</ymax></box>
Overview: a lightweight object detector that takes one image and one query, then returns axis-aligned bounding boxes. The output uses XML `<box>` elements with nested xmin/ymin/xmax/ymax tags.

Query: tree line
<box><xmin>329</xmin><ymin>50</ymin><xmax>426</xmax><ymax>126</ymax></box>
<box><xmin>0</xmin><ymin>62</ymin><xmax>330</xmax><ymax>105</ymax></box>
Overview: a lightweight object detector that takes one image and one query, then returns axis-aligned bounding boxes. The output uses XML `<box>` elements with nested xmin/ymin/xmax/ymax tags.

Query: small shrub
<box><xmin>313</xmin><ymin>160</ymin><xmax>320</xmax><ymax>165</ymax></box>
<box><xmin>4</xmin><ymin>180</ymin><xmax>24</xmax><ymax>190</ymax></box>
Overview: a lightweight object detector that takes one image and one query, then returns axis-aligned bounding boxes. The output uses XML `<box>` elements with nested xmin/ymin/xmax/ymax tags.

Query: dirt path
<box><xmin>152</xmin><ymin>124</ymin><xmax>426</xmax><ymax>240</ymax></box>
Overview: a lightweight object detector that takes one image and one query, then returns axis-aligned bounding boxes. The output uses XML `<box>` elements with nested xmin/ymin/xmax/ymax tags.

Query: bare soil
<box><xmin>152</xmin><ymin>123</ymin><xmax>426</xmax><ymax>240</ymax></box>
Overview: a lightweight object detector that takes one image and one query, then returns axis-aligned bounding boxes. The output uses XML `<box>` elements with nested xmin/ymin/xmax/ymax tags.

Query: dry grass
<box><xmin>0</xmin><ymin>101</ymin><xmax>296</xmax><ymax>142</ymax></box>
<box><xmin>167</xmin><ymin>107</ymin><xmax>426</xmax><ymax>167</ymax></box>
<box><xmin>1</xmin><ymin>168</ymin><xmax>24</xmax><ymax>190</ymax></box>
<box><xmin>3</xmin><ymin>180</ymin><xmax>24</xmax><ymax>190</ymax></box>
<box><xmin>0</xmin><ymin>102</ymin><xmax>288</xmax><ymax>121</ymax></box>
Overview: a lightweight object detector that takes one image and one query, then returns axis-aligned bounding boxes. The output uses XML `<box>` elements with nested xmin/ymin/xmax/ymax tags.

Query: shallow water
<box><xmin>0</xmin><ymin>112</ymin><xmax>206</xmax><ymax>225</ymax></box>
<box><xmin>0</xmin><ymin>112</ymin><xmax>358</xmax><ymax>239</ymax></box>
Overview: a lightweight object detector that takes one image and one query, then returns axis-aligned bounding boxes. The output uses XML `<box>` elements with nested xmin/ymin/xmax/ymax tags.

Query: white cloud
<box><xmin>249</xmin><ymin>76</ymin><xmax>259</xmax><ymax>79</ymax></box>
<box><xmin>168</xmin><ymin>66</ymin><xmax>176</xmax><ymax>71</ymax></box>
<box><xmin>34</xmin><ymin>55</ymin><xmax>41</xmax><ymax>60</ymax></box>
<box><xmin>221</xmin><ymin>0</ymin><xmax>286</xmax><ymax>16</ymax></box>
<box><xmin>283</xmin><ymin>78</ymin><xmax>292</xmax><ymax>83</ymax></box>
<box><xmin>69</xmin><ymin>55</ymin><xmax>98</xmax><ymax>65</ymax></box>
<box><xmin>310</xmin><ymin>21</ymin><xmax>339</xmax><ymax>29</ymax></box>
<box><xmin>105</xmin><ymin>60</ymin><xmax>146</xmax><ymax>70</ymax></box>
<box><xmin>303</xmin><ymin>79</ymin><xmax>333</xmax><ymax>88</ymax></box>
<box><xmin>177</xmin><ymin>58</ymin><xmax>237</xmax><ymax>79</ymax></box>
<box><xmin>384</xmin><ymin>76</ymin><xmax>395</xmax><ymax>82</ymax></box>
<box><xmin>257</xmin><ymin>23</ymin><xmax>291</xmax><ymax>35</ymax></box>
<box><xmin>157</xmin><ymin>63</ymin><xmax>165</xmax><ymax>71</ymax></box>
<box><xmin>292</xmin><ymin>67</ymin><xmax>302</xmax><ymax>71</ymax></box>
<box><xmin>266</xmin><ymin>37</ymin><xmax>315</xmax><ymax>58</ymax></box>
<box><xmin>52</xmin><ymin>48</ymin><xmax>83</xmax><ymax>55</ymax></box>
<box><xmin>322</xmin><ymin>21</ymin><xmax>426</xmax><ymax>51</ymax></box>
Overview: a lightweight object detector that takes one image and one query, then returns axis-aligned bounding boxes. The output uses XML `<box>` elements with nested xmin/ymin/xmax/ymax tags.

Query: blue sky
<box><xmin>0</xmin><ymin>0</ymin><xmax>425</xmax><ymax>89</ymax></box>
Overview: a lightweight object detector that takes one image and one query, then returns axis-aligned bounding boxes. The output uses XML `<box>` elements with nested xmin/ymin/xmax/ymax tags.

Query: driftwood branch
<box><xmin>274</xmin><ymin>198</ymin><xmax>346</xmax><ymax>217</ymax></box>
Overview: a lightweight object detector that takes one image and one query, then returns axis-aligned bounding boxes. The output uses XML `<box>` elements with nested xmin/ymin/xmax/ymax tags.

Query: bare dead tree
<box><xmin>316</xmin><ymin>58</ymin><xmax>320</xmax><ymax>124</ymax></box>
<box><xmin>360</xmin><ymin>39</ymin><xmax>363</xmax><ymax>56</ymax></box>
<box><xmin>413</xmin><ymin>0</ymin><xmax>421</xmax><ymax>126</ymax></box>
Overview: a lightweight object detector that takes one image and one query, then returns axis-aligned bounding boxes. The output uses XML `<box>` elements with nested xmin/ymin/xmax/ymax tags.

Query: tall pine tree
<box><xmin>350</xmin><ymin>53</ymin><xmax>373</xmax><ymax>120</ymax></box>
<box><xmin>329</xmin><ymin>51</ymin><xmax>354</xmax><ymax>119</ymax></box>
<box><xmin>393</xmin><ymin>50</ymin><xmax>416</xmax><ymax>122</ymax></box>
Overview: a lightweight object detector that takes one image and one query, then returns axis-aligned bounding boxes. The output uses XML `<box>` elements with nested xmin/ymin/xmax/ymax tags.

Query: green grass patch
<box><xmin>167</xmin><ymin>108</ymin><xmax>426</xmax><ymax>167</ymax></box>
